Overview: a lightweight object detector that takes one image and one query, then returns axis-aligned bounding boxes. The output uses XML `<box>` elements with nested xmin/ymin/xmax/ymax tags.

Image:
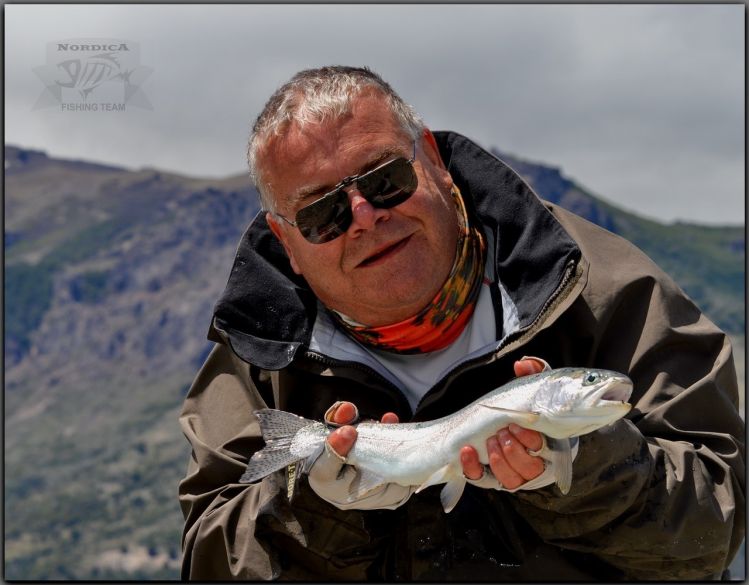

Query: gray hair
<box><xmin>247</xmin><ymin>66</ymin><xmax>424</xmax><ymax>211</ymax></box>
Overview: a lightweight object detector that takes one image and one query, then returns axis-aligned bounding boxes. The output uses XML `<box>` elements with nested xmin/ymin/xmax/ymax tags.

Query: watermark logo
<box><xmin>33</xmin><ymin>38</ymin><xmax>153</xmax><ymax>111</ymax></box>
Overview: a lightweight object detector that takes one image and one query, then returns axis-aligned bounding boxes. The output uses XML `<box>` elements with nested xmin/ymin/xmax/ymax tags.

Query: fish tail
<box><xmin>239</xmin><ymin>409</ymin><xmax>323</xmax><ymax>484</ymax></box>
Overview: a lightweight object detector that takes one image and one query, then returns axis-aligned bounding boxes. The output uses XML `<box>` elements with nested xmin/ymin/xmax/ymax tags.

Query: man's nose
<box><xmin>347</xmin><ymin>190</ymin><xmax>389</xmax><ymax>236</ymax></box>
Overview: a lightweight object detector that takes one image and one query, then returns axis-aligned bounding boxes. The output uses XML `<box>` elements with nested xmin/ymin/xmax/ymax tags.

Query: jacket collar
<box><xmin>210</xmin><ymin>131</ymin><xmax>581</xmax><ymax>370</ymax></box>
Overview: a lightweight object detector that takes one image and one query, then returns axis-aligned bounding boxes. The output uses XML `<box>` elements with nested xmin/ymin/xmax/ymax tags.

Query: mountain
<box><xmin>5</xmin><ymin>146</ymin><xmax>259</xmax><ymax>579</ymax></box>
<box><xmin>493</xmin><ymin>148</ymin><xmax>745</xmax><ymax>338</ymax></box>
<box><xmin>4</xmin><ymin>144</ymin><xmax>744</xmax><ymax>579</ymax></box>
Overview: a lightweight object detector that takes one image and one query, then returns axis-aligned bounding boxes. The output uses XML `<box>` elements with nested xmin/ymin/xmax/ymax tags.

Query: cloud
<box><xmin>5</xmin><ymin>4</ymin><xmax>744</xmax><ymax>224</ymax></box>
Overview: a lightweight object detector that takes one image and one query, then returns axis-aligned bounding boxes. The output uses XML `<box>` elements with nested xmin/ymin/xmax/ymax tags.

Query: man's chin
<box><xmin>339</xmin><ymin>284</ymin><xmax>443</xmax><ymax>327</ymax></box>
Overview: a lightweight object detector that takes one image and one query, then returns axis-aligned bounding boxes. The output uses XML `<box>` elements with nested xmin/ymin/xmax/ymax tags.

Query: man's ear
<box><xmin>266</xmin><ymin>212</ymin><xmax>302</xmax><ymax>274</ymax></box>
<box><xmin>421</xmin><ymin>128</ymin><xmax>447</xmax><ymax>170</ymax></box>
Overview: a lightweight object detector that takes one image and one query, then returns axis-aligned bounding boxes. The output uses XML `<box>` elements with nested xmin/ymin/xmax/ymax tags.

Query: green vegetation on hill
<box><xmin>5</xmin><ymin>263</ymin><xmax>54</xmax><ymax>356</ymax></box>
<box><xmin>6</xmin><ymin>219</ymin><xmax>131</xmax><ymax>362</ymax></box>
<box><xmin>5</xmin><ymin>368</ymin><xmax>192</xmax><ymax>580</ymax></box>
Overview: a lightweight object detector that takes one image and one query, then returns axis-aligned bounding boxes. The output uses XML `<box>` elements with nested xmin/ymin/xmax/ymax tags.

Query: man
<box><xmin>179</xmin><ymin>66</ymin><xmax>744</xmax><ymax>580</ymax></box>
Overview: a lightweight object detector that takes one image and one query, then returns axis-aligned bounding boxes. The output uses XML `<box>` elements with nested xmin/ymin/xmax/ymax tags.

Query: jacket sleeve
<box><xmin>510</xmin><ymin>241</ymin><xmax>745</xmax><ymax>579</ymax></box>
<box><xmin>178</xmin><ymin>342</ymin><xmax>294</xmax><ymax>580</ymax></box>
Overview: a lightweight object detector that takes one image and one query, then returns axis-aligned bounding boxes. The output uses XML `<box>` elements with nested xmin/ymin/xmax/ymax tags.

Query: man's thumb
<box><xmin>309</xmin><ymin>426</ymin><xmax>357</xmax><ymax>483</ymax></box>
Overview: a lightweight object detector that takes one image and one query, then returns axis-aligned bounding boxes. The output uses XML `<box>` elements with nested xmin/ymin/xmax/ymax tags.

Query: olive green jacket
<box><xmin>179</xmin><ymin>132</ymin><xmax>744</xmax><ymax>580</ymax></box>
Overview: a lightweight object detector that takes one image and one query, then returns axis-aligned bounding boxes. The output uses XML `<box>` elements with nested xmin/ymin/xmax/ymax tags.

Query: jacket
<box><xmin>179</xmin><ymin>131</ymin><xmax>744</xmax><ymax>580</ymax></box>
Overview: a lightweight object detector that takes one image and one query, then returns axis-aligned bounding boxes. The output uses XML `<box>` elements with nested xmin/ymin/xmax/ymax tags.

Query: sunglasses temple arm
<box><xmin>274</xmin><ymin>212</ymin><xmax>297</xmax><ymax>227</ymax></box>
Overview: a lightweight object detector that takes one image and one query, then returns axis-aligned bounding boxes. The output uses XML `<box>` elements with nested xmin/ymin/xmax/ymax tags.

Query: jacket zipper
<box><xmin>414</xmin><ymin>257</ymin><xmax>580</xmax><ymax>412</ymax></box>
<box><xmin>497</xmin><ymin>257</ymin><xmax>581</xmax><ymax>353</ymax></box>
<box><xmin>302</xmin><ymin>349</ymin><xmax>412</xmax><ymax>413</ymax></box>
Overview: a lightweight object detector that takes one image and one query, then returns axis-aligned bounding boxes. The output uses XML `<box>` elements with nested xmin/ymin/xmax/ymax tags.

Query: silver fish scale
<box><xmin>241</xmin><ymin>368</ymin><xmax>633</xmax><ymax>502</ymax></box>
<box><xmin>346</xmin><ymin>394</ymin><xmax>529</xmax><ymax>485</ymax></box>
<box><xmin>289</xmin><ymin>422</ymin><xmax>328</xmax><ymax>458</ymax></box>
<box><xmin>341</xmin><ymin>368</ymin><xmax>631</xmax><ymax>488</ymax></box>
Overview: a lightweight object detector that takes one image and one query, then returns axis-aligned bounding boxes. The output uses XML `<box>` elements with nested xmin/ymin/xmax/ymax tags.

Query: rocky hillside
<box><xmin>4</xmin><ymin>144</ymin><xmax>744</xmax><ymax>579</ymax></box>
<box><xmin>5</xmin><ymin>146</ymin><xmax>259</xmax><ymax>579</ymax></box>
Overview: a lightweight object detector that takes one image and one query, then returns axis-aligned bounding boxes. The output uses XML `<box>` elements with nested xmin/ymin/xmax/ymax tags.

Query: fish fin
<box><xmin>348</xmin><ymin>467</ymin><xmax>388</xmax><ymax>500</ymax></box>
<box><xmin>254</xmin><ymin>408</ymin><xmax>316</xmax><ymax>441</ymax></box>
<box><xmin>414</xmin><ymin>464</ymin><xmax>453</xmax><ymax>494</ymax></box>
<box><xmin>478</xmin><ymin>404</ymin><xmax>541</xmax><ymax>424</ymax></box>
<box><xmin>514</xmin><ymin>470</ymin><xmax>553</xmax><ymax>491</ymax></box>
<box><xmin>440</xmin><ymin>478</ymin><xmax>467</xmax><ymax>513</ymax></box>
<box><xmin>299</xmin><ymin>448</ymin><xmax>323</xmax><ymax>476</ymax></box>
<box><xmin>552</xmin><ymin>437</ymin><xmax>573</xmax><ymax>495</ymax></box>
<box><xmin>239</xmin><ymin>409</ymin><xmax>321</xmax><ymax>484</ymax></box>
<box><xmin>286</xmin><ymin>445</ymin><xmax>325</xmax><ymax>501</ymax></box>
<box><xmin>239</xmin><ymin>446</ymin><xmax>303</xmax><ymax>484</ymax></box>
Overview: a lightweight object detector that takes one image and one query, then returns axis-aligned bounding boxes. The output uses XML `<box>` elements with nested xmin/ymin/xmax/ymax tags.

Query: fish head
<box><xmin>532</xmin><ymin>368</ymin><xmax>633</xmax><ymax>437</ymax></box>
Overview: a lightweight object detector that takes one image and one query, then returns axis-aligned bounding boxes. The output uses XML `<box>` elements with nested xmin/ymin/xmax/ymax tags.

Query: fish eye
<box><xmin>583</xmin><ymin>372</ymin><xmax>600</xmax><ymax>385</ymax></box>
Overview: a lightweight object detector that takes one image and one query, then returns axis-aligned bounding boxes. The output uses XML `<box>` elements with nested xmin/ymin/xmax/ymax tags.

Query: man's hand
<box><xmin>327</xmin><ymin>357</ymin><xmax>548</xmax><ymax>490</ymax></box>
<box><xmin>460</xmin><ymin>358</ymin><xmax>547</xmax><ymax>488</ymax></box>
<box><xmin>326</xmin><ymin>401</ymin><xmax>398</xmax><ymax>457</ymax></box>
<box><xmin>309</xmin><ymin>402</ymin><xmax>410</xmax><ymax>510</ymax></box>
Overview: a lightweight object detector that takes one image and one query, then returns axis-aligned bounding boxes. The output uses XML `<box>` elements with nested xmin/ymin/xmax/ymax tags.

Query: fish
<box><xmin>239</xmin><ymin>367</ymin><xmax>633</xmax><ymax>512</ymax></box>
<box><xmin>56</xmin><ymin>53</ymin><xmax>124</xmax><ymax>100</ymax></box>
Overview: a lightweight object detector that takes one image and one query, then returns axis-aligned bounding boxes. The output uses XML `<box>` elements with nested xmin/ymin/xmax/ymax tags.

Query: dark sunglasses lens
<box><xmin>357</xmin><ymin>158</ymin><xmax>417</xmax><ymax>207</ymax></box>
<box><xmin>293</xmin><ymin>155</ymin><xmax>417</xmax><ymax>244</ymax></box>
<box><xmin>296</xmin><ymin>190</ymin><xmax>352</xmax><ymax>244</ymax></box>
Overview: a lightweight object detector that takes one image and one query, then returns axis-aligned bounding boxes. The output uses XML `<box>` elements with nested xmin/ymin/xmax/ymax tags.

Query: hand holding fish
<box><xmin>327</xmin><ymin>358</ymin><xmax>549</xmax><ymax>492</ymax></box>
<box><xmin>325</xmin><ymin>401</ymin><xmax>399</xmax><ymax>457</ymax></box>
<box><xmin>280</xmin><ymin>358</ymin><xmax>551</xmax><ymax>510</ymax></box>
<box><xmin>240</xmin><ymin>363</ymin><xmax>633</xmax><ymax>512</ymax></box>
<box><xmin>306</xmin><ymin>401</ymin><xmax>415</xmax><ymax>510</ymax></box>
<box><xmin>460</xmin><ymin>358</ymin><xmax>548</xmax><ymax>489</ymax></box>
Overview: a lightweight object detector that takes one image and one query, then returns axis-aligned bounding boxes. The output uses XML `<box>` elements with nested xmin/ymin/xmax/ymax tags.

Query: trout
<box><xmin>239</xmin><ymin>367</ymin><xmax>633</xmax><ymax>512</ymax></box>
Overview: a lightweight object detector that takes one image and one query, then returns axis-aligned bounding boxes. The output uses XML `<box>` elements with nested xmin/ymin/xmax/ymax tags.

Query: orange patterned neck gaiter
<box><xmin>332</xmin><ymin>185</ymin><xmax>486</xmax><ymax>354</ymax></box>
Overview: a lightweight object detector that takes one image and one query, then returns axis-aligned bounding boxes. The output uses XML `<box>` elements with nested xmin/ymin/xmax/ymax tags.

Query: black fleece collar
<box><xmin>211</xmin><ymin>131</ymin><xmax>580</xmax><ymax>370</ymax></box>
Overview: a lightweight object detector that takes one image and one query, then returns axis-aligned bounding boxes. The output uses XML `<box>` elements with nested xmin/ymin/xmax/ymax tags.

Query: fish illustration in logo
<box><xmin>55</xmin><ymin>52</ymin><xmax>129</xmax><ymax>100</ymax></box>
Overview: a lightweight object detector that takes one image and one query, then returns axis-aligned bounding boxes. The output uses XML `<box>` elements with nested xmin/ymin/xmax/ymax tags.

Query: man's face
<box><xmin>262</xmin><ymin>91</ymin><xmax>459</xmax><ymax>327</ymax></box>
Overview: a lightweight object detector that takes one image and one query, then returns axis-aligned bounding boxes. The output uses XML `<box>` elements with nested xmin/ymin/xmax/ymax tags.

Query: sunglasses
<box><xmin>275</xmin><ymin>142</ymin><xmax>418</xmax><ymax>244</ymax></box>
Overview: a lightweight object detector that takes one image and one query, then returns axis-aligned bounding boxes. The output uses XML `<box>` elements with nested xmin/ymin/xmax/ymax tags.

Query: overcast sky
<box><xmin>5</xmin><ymin>4</ymin><xmax>744</xmax><ymax>225</ymax></box>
